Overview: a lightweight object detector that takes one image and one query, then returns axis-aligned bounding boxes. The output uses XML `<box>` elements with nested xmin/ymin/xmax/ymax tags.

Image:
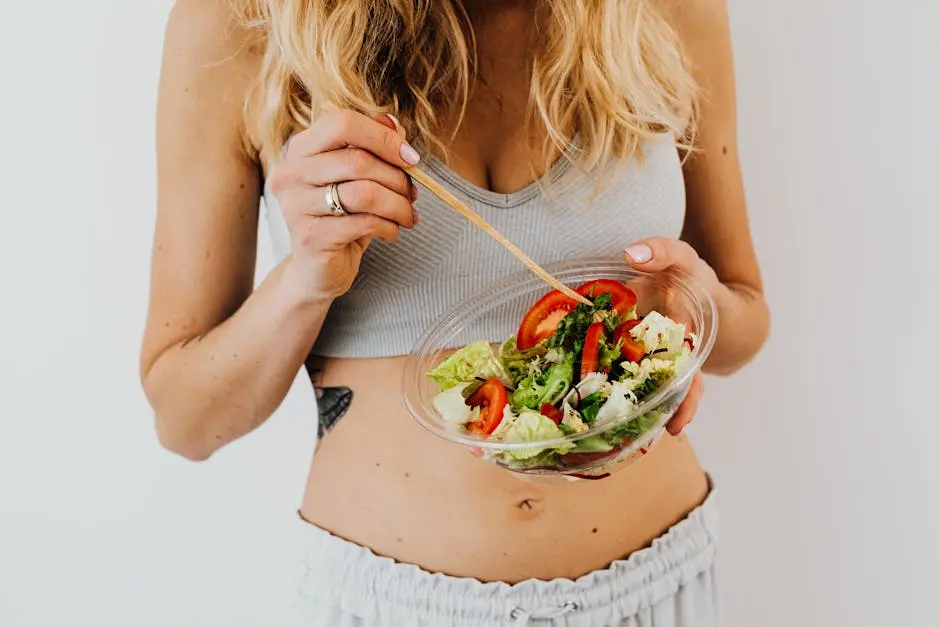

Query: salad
<box><xmin>426</xmin><ymin>279</ymin><xmax>696</xmax><ymax>474</ymax></box>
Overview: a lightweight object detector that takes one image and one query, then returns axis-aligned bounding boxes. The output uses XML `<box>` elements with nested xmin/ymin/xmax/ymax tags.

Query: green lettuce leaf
<box><xmin>495</xmin><ymin>448</ymin><xmax>561</xmax><ymax>469</ymax></box>
<box><xmin>498</xmin><ymin>337</ymin><xmax>548</xmax><ymax>388</ymax></box>
<box><xmin>510</xmin><ymin>352</ymin><xmax>574</xmax><ymax>411</ymax></box>
<box><xmin>619</xmin><ymin>358</ymin><xmax>677</xmax><ymax>400</ymax></box>
<box><xmin>501</xmin><ymin>411</ymin><xmax>574</xmax><ymax>459</ymax></box>
<box><xmin>569</xmin><ymin>435</ymin><xmax>614</xmax><ymax>453</ymax></box>
<box><xmin>605</xmin><ymin>410</ymin><xmax>663</xmax><ymax>447</ymax></box>
<box><xmin>598</xmin><ymin>342</ymin><xmax>622</xmax><ymax>373</ymax></box>
<box><xmin>632</xmin><ymin>367</ymin><xmax>674</xmax><ymax>400</ymax></box>
<box><xmin>578</xmin><ymin>391</ymin><xmax>606</xmax><ymax>424</ymax></box>
<box><xmin>431</xmin><ymin>383</ymin><xmax>479</xmax><ymax>424</ymax></box>
<box><xmin>427</xmin><ymin>340</ymin><xmax>511</xmax><ymax>390</ymax></box>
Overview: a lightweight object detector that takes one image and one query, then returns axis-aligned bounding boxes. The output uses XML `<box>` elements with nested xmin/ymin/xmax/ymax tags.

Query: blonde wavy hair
<box><xmin>230</xmin><ymin>0</ymin><xmax>698</xmax><ymax>176</ymax></box>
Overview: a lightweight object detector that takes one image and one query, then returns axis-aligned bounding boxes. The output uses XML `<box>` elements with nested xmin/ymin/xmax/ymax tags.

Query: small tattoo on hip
<box><xmin>305</xmin><ymin>354</ymin><xmax>353</xmax><ymax>436</ymax></box>
<box><xmin>315</xmin><ymin>386</ymin><xmax>353</xmax><ymax>435</ymax></box>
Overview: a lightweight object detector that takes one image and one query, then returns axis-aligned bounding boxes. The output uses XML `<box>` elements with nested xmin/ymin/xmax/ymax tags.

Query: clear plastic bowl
<box><xmin>402</xmin><ymin>258</ymin><xmax>718</xmax><ymax>484</ymax></box>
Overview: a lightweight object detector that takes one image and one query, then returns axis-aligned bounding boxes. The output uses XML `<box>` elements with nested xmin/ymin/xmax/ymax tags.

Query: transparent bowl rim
<box><xmin>401</xmin><ymin>258</ymin><xmax>719</xmax><ymax>451</ymax></box>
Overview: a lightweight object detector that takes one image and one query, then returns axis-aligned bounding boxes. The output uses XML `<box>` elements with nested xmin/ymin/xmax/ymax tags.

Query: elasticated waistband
<box><xmin>290</xmin><ymin>487</ymin><xmax>718</xmax><ymax>627</ymax></box>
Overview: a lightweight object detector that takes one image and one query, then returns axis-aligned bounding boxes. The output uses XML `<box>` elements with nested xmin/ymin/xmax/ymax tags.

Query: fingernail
<box><xmin>400</xmin><ymin>142</ymin><xmax>420</xmax><ymax>165</ymax></box>
<box><xmin>412</xmin><ymin>209</ymin><xmax>420</xmax><ymax>226</ymax></box>
<box><xmin>410</xmin><ymin>183</ymin><xmax>419</xmax><ymax>202</ymax></box>
<box><xmin>625</xmin><ymin>244</ymin><xmax>652</xmax><ymax>263</ymax></box>
<box><xmin>385</xmin><ymin>114</ymin><xmax>402</xmax><ymax>132</ymax></box>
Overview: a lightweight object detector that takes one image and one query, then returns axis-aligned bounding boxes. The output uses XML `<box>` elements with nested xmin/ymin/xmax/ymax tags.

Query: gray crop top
<box><xmin>261</xmin><ymin>136</ymin><xmax>686</xmax><ymax>358</ymax></box>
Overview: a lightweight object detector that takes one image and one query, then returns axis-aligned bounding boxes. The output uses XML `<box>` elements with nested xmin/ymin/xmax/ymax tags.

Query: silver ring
<box><xmin>324</xmin><ymin>182</ymin><xmax>347</xmax><ymax>216</ymax></box>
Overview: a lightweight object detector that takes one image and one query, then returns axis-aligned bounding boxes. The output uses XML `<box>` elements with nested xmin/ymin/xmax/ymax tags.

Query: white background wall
<box><xmin>0</xmin><ymin>1</ymin><xmax>933</xmax><ymax>626</ymax></box>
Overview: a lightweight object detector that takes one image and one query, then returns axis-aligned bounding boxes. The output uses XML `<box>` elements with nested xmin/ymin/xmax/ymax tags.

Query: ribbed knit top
<box><xmin>261</xmin><ymin>136</ymin><xmax>686</xmax><ymax>357</ymax></box>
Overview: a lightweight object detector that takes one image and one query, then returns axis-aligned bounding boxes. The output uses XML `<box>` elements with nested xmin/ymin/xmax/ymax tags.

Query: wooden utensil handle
<box><xmin>405</xmin><ymin>166</ymin><xmax>592</xmax><ymax>306</ymax></box>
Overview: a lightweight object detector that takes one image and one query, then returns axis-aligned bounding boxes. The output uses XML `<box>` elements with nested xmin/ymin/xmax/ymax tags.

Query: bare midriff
<box><xmin>300</xmin><ymin>355</ymin><xmax>709</xmax><ymax>583</ymax></box>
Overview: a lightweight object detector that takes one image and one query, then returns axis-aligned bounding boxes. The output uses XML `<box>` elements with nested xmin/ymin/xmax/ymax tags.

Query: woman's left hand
<box><xmin>623</xmin><ymin>237</ymin><xmax>720</xmax><ymax>435</ymax></box>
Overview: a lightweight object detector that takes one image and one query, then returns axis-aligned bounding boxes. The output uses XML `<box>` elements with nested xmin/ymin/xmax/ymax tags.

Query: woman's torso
<box><xmin>254</xmin><ymin>8</ymin><xmax>708</xmax><ymax>582</ymax></box>
<box><xmin>303</xmin><ymin>356</ymin><xmax>709</xmax><ymax>583</ymax></box>
<box><xmin>260</xmin><ymin>140</ymin><xmax>709</xmax><ymax>583</ymax></box>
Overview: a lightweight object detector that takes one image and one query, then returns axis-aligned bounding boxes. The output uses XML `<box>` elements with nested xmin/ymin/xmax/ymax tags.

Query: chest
<box><xmin>261</xmin><ymin>135</ymin><xmax>686</xmax><ymax>357</ymax></box>
<box><xmin>434</xmin><ymin>11</ymin><xmax>558</xmax><ymax>196</ymax></box>
<box><xmin>358</xmin><ymin>137</ymin><xmax>685</xmax><ymax>288</ymax></box>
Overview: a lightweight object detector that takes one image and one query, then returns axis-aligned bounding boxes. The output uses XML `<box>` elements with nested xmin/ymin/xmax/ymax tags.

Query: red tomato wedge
<box><xmin>516</xmin><ymin>290</ymin><xmax>577</xmax><ymax>350</ymax></box>
<box><xmin>540</xmin><ymin>403</ymin><xmax>564</xmax><ymax>424</ymax></box>
<box><xmin>613</xmin><ymin>319</ymin><xmax>645</xmax><ymax>363</ymax></box>
<box><xmin>579</xmin><ymin>322</ymin><xmax>607</xmax><ymax>380</ymax></box>
<box><xmin>575</xmin><ymin>280</ymin><xmax>637</xmax><ymax>317</ymax></box>
<box><xmin>465</xmin><ymin>378</ymin><xmax>509</xmax><ymax>436</ymax></box>
<box><xmin>516</xmin><ymin>281</ymin><xmax>637</xmax><ymax>351</ymax></box>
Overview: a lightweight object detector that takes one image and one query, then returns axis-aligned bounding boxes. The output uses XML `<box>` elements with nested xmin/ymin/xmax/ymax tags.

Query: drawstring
<box><xmin>510</xmin><ymin>601</ymin><xmax>579</xmax><ymax>626</ymax></box>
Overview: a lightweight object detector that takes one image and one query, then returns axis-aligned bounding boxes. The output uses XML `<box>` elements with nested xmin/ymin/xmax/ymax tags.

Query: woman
<box><xmin>141</xmin><ymin>0</ymin><xmax>769</xmax><ymax>624</ymax></box>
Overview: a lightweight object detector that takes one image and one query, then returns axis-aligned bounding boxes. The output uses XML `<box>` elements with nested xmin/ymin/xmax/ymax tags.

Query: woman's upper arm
<box><xmin>667</xmin><ymin>0</ymin><xmax>764</xmax><ymax>295</ymax></box>
<box><xmin>141</xmin><ymin>0</ymin><xmax>264</xmax><ymax>377</ymax></box>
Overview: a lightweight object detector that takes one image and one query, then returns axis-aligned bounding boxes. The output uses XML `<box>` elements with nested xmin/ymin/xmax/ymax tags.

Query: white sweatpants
<box><xmin>288</xmin><ymin>488</ymin><xmax>720</xmax><ymax>627</ymax></box>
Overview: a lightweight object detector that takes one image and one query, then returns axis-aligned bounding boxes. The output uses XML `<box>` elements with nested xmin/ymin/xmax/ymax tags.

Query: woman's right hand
<box><xmin>269</xmin><ymin>109</ymin><xmax>421</xmax><ymax>303</ymax></box>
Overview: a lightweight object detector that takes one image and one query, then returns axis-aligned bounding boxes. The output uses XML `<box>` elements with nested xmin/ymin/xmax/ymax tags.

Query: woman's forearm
<box><xmin>702</xmin><ymin>282</ymin><xmax>770</xmax><ymax>376</ymax></box>
<box><xmin>142</xmin><ymin>259</ymin><xmax>330</xmax><ymax>461</ymax></box>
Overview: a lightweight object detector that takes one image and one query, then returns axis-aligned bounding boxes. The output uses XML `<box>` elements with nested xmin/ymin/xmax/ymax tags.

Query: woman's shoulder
<box><xmin>654</xmin><ymin>0</ymin><xmax>732</xmax><ymax>59</ymax></box>
<box><xmin>161</xmin><ymin>0</ymin><xmax>267</xmax><ymax>157</ymax></box>
<box><xmin>163</xmin><ymin>0</ymin><xmax>265</xmax><ymax>74</ymax></box>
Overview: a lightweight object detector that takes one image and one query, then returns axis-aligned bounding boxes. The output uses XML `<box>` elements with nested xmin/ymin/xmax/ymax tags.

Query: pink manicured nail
<box><xmin>400</xmin><ymin>142</ymin><xmax>420</xmax><ymax>165</ymax></box>
<box><xmin>625</xmin><ymin>244</ymin><xmax>652</xmax><ymax>263</ymax></box>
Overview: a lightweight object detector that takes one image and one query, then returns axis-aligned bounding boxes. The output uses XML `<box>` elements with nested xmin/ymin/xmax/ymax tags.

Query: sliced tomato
<box><xmin>622</xmin><ymin>319</ymin><xmax>642</xmax><ymax>331</ymax></box>
<box><xmin>613</xmin><ymin>319</ymin><xmax>645</xmax><ymax>363</ymax></box>
<box><xmin>540</xmin><ymin>403</ymin><xmax>564</xmax><ymax>424</ymax></box>
<box><xmin>465</xmin><ymin>378</ymin><xmax>509</xmax><ymax>436</ymax></box>
<box><xmin>576</xmin><ymin>280</ymin><xmax>637</xmax><ymax>317</ymax></box>
<box><xmin>516</xmin><ymin>290</ymin><xmax>577</xmax><ymax>350</ymax></box>
<box><xmin>579</xmin><ymin>322</ymin><xmax>607</xmax><ymax>380</ymax></box>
